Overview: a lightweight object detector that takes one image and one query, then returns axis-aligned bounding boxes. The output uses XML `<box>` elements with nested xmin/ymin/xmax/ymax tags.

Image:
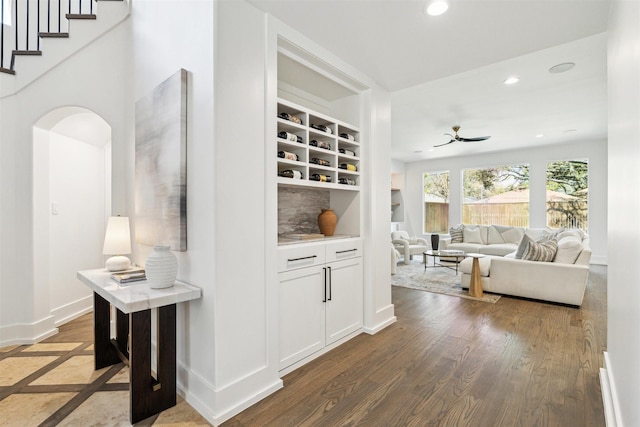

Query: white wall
<box><xmin>403</xmin><ymin>139</ymin><xmax>608</xmax><ymax>264</ymax></box>
<box><xmin>604</xmin><ymin>1</ymin><xmax>640</xmax><ymax>425</ymax></box>
<box><xmin>48</xmin><ymin>132</ymin><xmax>105</xmax><ymax>323</ymax></box>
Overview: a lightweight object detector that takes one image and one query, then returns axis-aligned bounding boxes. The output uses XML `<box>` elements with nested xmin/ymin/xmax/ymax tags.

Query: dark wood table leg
<box><xmin>94</xmin><ymin>293</ymin><xmax>120</xmax><ymax>369</ymax></box>
<box><xmin>129</xmin><ymin>304</ymin><xmax>177</xmax><ymax>424</ymax></box>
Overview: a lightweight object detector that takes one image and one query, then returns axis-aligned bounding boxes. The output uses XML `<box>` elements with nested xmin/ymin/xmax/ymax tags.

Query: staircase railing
<box><xmin>1</xmin><ymin>0</ymin><xmax>96</xmax><ymax>74</ymax></box>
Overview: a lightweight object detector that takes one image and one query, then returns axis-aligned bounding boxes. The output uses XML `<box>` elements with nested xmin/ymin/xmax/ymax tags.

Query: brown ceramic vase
<box><xmin>318</xmin><ymin>208</ymin><xmax>337</xmax><ymax>236</ymax></box>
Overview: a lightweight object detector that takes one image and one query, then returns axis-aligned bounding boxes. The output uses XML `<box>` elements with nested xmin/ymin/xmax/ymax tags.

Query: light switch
<box><xmin>52</xmin><ymin>202</ymin><xmax>59</xmax><ymax>215</ymax></box>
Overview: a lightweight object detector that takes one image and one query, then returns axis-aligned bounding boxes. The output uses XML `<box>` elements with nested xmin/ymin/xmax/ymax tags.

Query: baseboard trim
<box><xmin>177</xmin><ymin>362</ymin><xmax>283</xmax><ymax>427</ymax></box>
<box><xmin>600</xmin><ymin>351</ymin><xmax>621</xmax><ymax>427</ymax></box>
<box><xmin>0</xmin><ymin>315</ymin><xmax>58</xmax><ymax>347</ymax></box>
<box><xmin>591</xmin><ymin>255</ymin><xmax>607</xmax><ymax>266</ymax></box>
<box><xmin>51</xmin><ymin>295</ymin><xmax>93</xmax><ymax>327</ymax></box>
<box><xmin>363</xmin><ymin>303</ymin><xmax>396</xmax><ymax>334</ymax></box>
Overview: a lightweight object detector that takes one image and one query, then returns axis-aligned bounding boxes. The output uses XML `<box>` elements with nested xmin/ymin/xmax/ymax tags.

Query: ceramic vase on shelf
<box><xmin>145</xmin><ymin>245</ymin><xmax>178</xmax><ymax>289</ymax></box>
<box><xmin>318</xmin><ymin>208</ymin><xmax>338</xmax><ymax>236</ymax></box>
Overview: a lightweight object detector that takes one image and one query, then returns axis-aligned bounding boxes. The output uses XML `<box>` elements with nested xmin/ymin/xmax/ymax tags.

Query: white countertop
<box><xmin>78</xmin><ymin>269</ymin><xmax>202</xmax><ymax>314</ymax></box>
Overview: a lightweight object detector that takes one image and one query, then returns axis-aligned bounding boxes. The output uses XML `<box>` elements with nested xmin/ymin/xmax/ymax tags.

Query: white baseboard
<box><xmin>0</xmin><ymin>315</ymin><xmax>58</xmax><ymax>347</ymax></box>
<box><xmin>177</xmin><ymin>362</ymin><xmax>283</xmax><ymax>426</ymax></box>
<box><xmin>51</xmin><ymin>295</ymin><xmax>93</xmax><ymax>327</ymax></box>
<box><xmin>363</xmin><ymin>303</ymin><xmax>396</xmax><ymax>334</ymax></box>
<box><xmin>591</xmin><ymin>255</ymin><xmax>607</xmax><ymax>265</ymax></box>
<box><xmin>600</xmin><ymin>351</ymin><xmax>621</xmax><ymax>427</ymax></box>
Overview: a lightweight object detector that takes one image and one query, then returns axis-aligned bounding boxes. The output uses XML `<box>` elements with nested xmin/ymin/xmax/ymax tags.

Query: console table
<box><xmin>77</xmin><ymin>269</ymin><xmax>201</xmax><ymax>423</ymax></box>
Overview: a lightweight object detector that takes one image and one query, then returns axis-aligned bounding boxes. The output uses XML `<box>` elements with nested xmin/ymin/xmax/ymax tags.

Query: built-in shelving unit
<box><xmin>277</xmin><ymin>99</ymin><xmax>361</xmax><ymax>191</ymax></box>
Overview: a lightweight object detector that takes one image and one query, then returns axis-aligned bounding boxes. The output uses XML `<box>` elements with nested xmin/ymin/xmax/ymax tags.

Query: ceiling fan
<box><xmin>434</xmin><ymin>126</ymin><xmax>491</xmax><ymax>147</ymax></box>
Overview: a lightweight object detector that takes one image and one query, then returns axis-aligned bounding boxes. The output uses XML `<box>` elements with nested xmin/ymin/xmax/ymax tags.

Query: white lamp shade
<box><xmin>103</xmin><ymin>216</ymin><xmax>132</xmax><ymax>255</ymax></box>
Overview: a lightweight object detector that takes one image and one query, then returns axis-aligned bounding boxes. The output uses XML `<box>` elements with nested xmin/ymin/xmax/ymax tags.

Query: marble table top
<box><xmin>78</xmin><ymin>269</ymin><xmax>202</xmax><ymax>314</ymax></box>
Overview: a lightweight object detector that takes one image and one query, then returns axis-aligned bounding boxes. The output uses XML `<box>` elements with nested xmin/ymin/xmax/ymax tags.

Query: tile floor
<box><xmin>0</xmin><ymin>314</ymin><xmax>211</xmax><ymax>426</ymax></box>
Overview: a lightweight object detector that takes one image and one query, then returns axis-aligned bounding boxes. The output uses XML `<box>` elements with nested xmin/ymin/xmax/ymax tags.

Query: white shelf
<box><xmin>277</xmin><ymin>98</ymin><xmax>361</xmax><ymax>188</ymax></box>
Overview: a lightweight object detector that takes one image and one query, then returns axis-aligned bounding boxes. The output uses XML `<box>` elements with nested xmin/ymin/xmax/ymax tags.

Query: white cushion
<box><xmin>480</xmin><ymin>244</ymin><xmax>518</xmax><ymax>256</ymax></box>
<box><xmin>554</xmin><ymin>236</ymin><xmax>583</xmax><ymax>264</ymax></box>
<box><xmin>459</xmin><ymin>256</ymin><xmax>492</xmax><ymax>276</ymax></box>
<box><xmin>504</xmin><ymin>251</ymin><xmax>516</xmax><ymax>259</ymax></box>
<box><xmin>557</xmin><ymin>229</ymin><xmax>584</xmax><ymax>241</ymax></box>
<box><xmin>463</xmin><ymin>226</ymin><xmax>483</xmax><ymax>244</ymax></box>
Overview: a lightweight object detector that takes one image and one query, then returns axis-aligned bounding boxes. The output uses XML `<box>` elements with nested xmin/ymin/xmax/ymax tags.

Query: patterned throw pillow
<box><xmin>515</xmin><ymin>234</ymin><xmax>534</xmax><ymax>259</ymax></box>
<box><xmin>538</xmin><ymin>228</ymin><xmax>565</xmax><ymax>242</ymax></box>
<box><xmin>449</xmin><ymin>225</ymin><xmax>464</xmax><ymax>243</ymax></box>
<box><xmin>522</xmin><ymin>239</ymin><xmax>558</xmax><ymax>262</ymax></box>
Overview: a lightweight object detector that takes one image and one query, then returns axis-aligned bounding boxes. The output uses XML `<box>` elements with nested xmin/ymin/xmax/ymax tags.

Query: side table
<box><xmin>466</xmin><ymin>253</ymin><xmax>485</xmax><ymax>298</ymax></box>
<box><xmin>77</xmin><ymin>269</ymin><xmax>202</xmax><ymax>424</ymax></box>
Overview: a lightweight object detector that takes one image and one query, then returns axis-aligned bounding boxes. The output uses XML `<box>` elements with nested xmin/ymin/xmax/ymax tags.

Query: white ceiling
<box><xmin>248</xmin><ymin>0</ymin><xmax>610</xmax><ymax>161</ymax></box>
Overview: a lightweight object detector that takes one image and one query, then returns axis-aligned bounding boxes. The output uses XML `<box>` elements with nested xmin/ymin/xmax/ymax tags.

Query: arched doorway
<box><xmin>33</xmin><ymin>107</ymin><xmax>112</xmax><ymax>327</ymax></box>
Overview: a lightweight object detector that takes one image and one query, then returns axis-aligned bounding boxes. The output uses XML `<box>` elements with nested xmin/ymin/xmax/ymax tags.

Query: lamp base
<box><xmin>105</xmin><ymin>255</ymin><xmax>131</xmax><ymax>272</ymax></box>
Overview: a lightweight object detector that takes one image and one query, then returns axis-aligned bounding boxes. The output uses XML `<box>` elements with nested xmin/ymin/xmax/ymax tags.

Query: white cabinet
<box><xmin>278</xmin><ymin>239</ymin><xmax>363</xmax><ymax>372</ymax></box>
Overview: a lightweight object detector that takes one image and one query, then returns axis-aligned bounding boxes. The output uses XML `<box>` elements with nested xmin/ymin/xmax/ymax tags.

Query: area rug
<box><xmin>392</xmin><ymin>260</ymin><xmax>501</xmax><ymax>303</ymax></box>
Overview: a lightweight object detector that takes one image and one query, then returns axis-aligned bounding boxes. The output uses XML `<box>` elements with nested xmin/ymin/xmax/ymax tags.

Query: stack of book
<box><xmin>111</xmin><ymin>268</ymin><xmax>146</xmax><ymax>284</ymax></box>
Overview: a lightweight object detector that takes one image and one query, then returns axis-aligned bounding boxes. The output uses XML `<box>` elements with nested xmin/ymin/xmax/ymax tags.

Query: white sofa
<box><xmin>444</xmin><ymin>225</ymin><xmax>591</xmax><ymax>306</ymax></box>
<box><xmin>392</xmin><ymin>231</ymin><xmax>428</xmax><ymax>265</ymax></box>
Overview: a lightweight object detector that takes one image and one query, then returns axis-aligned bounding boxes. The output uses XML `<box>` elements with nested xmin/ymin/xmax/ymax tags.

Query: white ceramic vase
<box><xmin>145</xmin><ymin>245</ymin><xmax>178</xmax><ymax>289</ymax></box>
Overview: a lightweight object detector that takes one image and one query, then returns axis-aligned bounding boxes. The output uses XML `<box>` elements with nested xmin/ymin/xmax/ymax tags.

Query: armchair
<box><xmin>392</xmin><ymin>231</ymin><xmax>428</xmax><ymax>265</ymax></box>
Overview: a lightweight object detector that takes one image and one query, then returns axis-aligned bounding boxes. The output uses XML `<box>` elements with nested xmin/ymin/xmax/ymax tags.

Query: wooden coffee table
<box><xmin>423</xmin><ymin>250</ymin><xmax>466</xmax><ymax>273</ymax></box>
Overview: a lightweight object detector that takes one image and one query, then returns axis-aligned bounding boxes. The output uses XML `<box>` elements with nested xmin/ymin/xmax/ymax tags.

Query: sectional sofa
<box><xmin>439</xmin><ymin>225</ymin><xmax>591</xmax><ymax>306</ymax></box>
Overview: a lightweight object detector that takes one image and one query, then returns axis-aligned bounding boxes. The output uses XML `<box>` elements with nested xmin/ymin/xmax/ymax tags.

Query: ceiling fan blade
<box><xmin>460</xmin><ymin>136</ymin><xmax>491</xmax><ymax>142</ymax></box>
<box><xmin>433</xmin><ymin>139</ymin><xmax>455</xmax><ymax>148</ymax></box>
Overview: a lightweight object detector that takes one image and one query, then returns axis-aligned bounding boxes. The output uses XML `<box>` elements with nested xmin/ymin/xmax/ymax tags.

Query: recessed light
<box><xmin>563</xmin><ymin>129</ymin><xmax>577</xmax><ymax>133</ymax></box>
<box><xmin>414</xmin><ymin>150</ymin><xmax>424</xmax><ymax>153</ymax></box>
<box><xmin>425</xmin><ymin>0</ymin><xmax>449</xmax><ymax>16</ymax></box>
<box><xmin>536</xmin><ymin>134</ymin><xmax>544</xmax><ymax>138</ymax></box>
<box><xmin>504</xmin><ymin>76</ymin><xmax>520</xmax><ymax>85</ymax></box>
<box><xmin>549</xmin><ymin>62</ymin><xmax>575</xmax><ymax>74</ymax></box>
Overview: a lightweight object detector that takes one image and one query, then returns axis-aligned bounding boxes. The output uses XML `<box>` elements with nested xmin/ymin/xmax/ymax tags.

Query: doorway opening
<box><xmin>33</xmin><ymin>106</ymin><xmax>112</xmax><ymax>327</ymax></box>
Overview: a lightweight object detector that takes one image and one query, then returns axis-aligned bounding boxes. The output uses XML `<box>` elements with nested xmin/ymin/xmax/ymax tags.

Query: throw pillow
<box><xmin>522</xmin><ymin>239</ymin><xmax>558</xmax><ymax>262</ymax></box>
<box><xmin>500</xmin><ymin>226</ymin><xmax>524</xmax><ymax>244</ymax></box>
<box><xmin>538</xmin><ymin>228</ymin><xmax>565</xmax><ymax>242</ymax></box>
<box><xmin>487</xmin><ymin>226</ymin><xmax>506</xmax><ymax>244</ymax></box>
<box><xmin>449</xmin><ymin>225</ymin><xmax>464</xmax><ymax>243</ymax></box>
<box><xmin>463</xmin><ymin>226</ymin><xmax>483</xmax><ymax>244</ymax></box>
<box><xmin>515</xmin><ymin>234</ymin><xmax>534</xmax><ymax>259</ymax></box>
<box><xmin>554</xmin><ymin>236</ymin><xmax>583</xmax><ymax>264</ymax></box>
<box><xmin>557</xmin><ymin>229</ymin><xmax>584</xmax><ymax>241</ymax></box>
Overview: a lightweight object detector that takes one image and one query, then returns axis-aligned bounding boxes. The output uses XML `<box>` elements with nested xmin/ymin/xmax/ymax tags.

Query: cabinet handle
<box><xmin>287</xmin><ymin>255</ymin><xmax>317</xmax><ymax>262</ymax></box>
<box><xmin>327</xmin><ymin>266</ymin><xmax>332</xmax><ymax>301</ymax></box>
<box><xmin>322</xmin><ymin>267</ymin><xmax>327</xmax><ymax>302</ymax></box>
<box><xmin>335</xmin><ymin>249</ymin><xmax>357</xmax><ymax>255</ymax></box>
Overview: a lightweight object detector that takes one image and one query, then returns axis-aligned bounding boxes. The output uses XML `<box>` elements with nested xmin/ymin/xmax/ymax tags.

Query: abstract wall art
<box><xmin>135</xmin><ymin>69</ymin><xmax>187</xmax><ymax>251</ymax></box>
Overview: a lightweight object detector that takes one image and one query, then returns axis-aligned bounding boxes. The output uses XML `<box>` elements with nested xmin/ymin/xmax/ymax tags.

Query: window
<box><xmin>423</xmin><ymin>171</ymin><xmax>449</xmax><ymax>233</ymax></box>
<box><xmin>546</xmin><ymin>159</ymin><xmax>588</xmax><ymax>231</ymax></box>
<box><xmin>1</xmin><ymin>1</ymin><xmax>10</xmax><ymax>26</ymax></box>
<box><xmin>462</xmin><ymin>164</ymin><xmax>529</xmax><ymax>227</ymax></box>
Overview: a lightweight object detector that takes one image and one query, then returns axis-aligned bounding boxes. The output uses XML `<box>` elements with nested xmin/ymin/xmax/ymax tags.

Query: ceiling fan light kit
<box><xmin>549</xmin><ymin>62</ymin><xmax>576</xmax><ymax>74</ymax></box>
<box><xmin>425</xmin><ymin>0</ymin><xmax>449</xmax><ymax>16</ymax></box>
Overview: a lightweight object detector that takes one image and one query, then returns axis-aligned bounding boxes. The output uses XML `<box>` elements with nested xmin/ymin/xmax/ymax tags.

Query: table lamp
<box><xmin>103</xmin><ymin>216</ymin><xmax>132</xmax><ymax>271</ymax></box>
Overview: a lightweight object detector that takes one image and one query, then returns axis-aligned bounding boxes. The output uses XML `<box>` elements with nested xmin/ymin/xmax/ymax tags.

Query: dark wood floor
<box><xmin>224</xmin><ymin>265</ymin><xmax>607</xmax><ymax>427</ymax></box>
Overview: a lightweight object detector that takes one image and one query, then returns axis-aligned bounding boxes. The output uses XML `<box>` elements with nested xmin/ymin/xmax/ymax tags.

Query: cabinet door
<box><xmin>325</xmin><ymin>257</ymin><xmax>363</xmax><ymax>345</ymax></box>
<box><xmin>278</xmin><ymin>265</ymin><xmax>326</xmax><ymax>370</ymax></box>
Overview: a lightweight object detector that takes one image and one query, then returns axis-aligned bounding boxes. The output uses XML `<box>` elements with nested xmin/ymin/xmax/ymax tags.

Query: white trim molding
<box><xmin>600</xmin><ymin>351</ymin><xmax>622</xmax><ymax>427</ymax></box>
<box><xmin>0</xmin><ymin>315</ymin><xmax>58</xmax><ymax>347</ymax></box>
